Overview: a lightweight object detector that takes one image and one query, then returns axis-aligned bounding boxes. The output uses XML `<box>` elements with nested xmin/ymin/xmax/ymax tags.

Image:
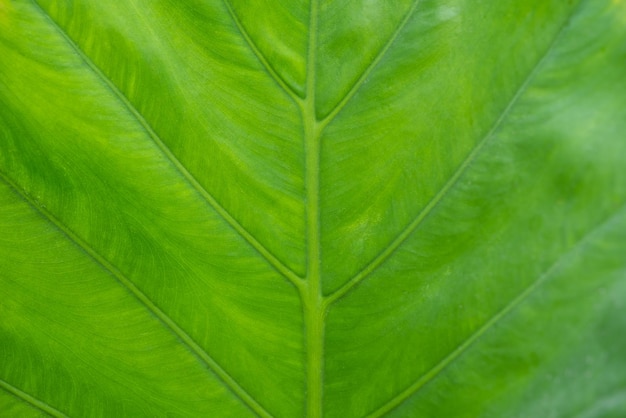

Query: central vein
<box><xmin>302</xmin><ymin>100</ymin><xmax>323</xmax><ymax>417</ymax></box>
<box><xmin>301</xmin><ymin>1</ymin><xmax>324</xmax><ymax>417</ymax></box>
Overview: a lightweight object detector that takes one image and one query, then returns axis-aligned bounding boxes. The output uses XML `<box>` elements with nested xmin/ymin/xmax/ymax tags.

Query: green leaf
<box><xmin>1</xmin><ymin>0</ymin><xmax>625</xmax><ymax>416</ymax></box>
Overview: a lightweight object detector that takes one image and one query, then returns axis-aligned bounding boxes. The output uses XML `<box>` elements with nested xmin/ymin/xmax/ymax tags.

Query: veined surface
<box><xmin>1</xmin><ymin>0</ymin><xmax>626</xmax><ymax>416</ymax></box>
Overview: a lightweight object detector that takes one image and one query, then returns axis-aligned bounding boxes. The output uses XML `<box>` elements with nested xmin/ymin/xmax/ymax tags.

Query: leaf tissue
<box><xmin>1</xmin><ymin>0</ymin><xmax>626</xmax><ymax>417</ymax></box>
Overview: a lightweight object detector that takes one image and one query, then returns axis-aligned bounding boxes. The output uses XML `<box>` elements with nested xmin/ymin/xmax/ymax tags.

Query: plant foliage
<box><xmin>1</xmin><ymin>0</ymin><xmax>626</xmax><ymax>417</ymax></box>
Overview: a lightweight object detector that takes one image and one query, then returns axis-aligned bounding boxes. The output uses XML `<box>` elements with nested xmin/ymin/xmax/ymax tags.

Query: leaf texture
<box><xmin>1</xmin><ymin>0</ymin><xmax>625</xmax><ymax>417</ymax></box>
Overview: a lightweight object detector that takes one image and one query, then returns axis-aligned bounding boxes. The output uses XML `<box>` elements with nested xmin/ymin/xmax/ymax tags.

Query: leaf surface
<box><xmin>1</xmin><ymin>0</ymin><xmax>626</xmax><ymax>417</ymax></box>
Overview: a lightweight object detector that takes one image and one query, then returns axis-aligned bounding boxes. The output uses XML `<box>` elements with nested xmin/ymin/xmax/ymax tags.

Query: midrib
<box><xmin>302</xmin><ymin>99</ymin><xmax>323</xmax><ymax>417</ymax></box>
<box><xmin>301</xmin><ymin>0</ymin><xmax>324</xmax><ymax>417</ymax></box>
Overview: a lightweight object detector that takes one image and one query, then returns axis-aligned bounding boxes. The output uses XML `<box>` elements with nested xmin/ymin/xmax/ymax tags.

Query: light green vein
<box><xmin>367</xmin><ymin>203</ymin><xmax>626</xmax><ymax>417</ymax></box>
<box><xmin>0</xmin><ymin>378</ymin><xmax>68</xmax><ymax>418</ymax></box>
<box><xmin>221</xmin><ymin>0</ymin><xmax>303</xmax><ymax>102</ymax></box>
<box><xmin>300</xmin><ymin>0</ymin><xmax>325</xmax><ymax>417</ymax></box>
<box><xmin>324</xmin><ymin>1</ymin><xmax>580</xmax><ymax>306</ymax></box>
<box><xmin>30</xmin><ymin>0</ymin><xmax>304</xmax><ymax>291</ymax></box>
<box><xmin>567</xmin><ymin>388</ymin><xmax>626</xmax><ymax>418</ymax></box>
<box><xmin>318</xmin><ymin>0</ymin><xmax>422</xmax><ymax>127</ymax></box>
<box><xmin>0</xmin><ymin>171</ymin><xmax>272</xmax><ymax>418</ymax></box>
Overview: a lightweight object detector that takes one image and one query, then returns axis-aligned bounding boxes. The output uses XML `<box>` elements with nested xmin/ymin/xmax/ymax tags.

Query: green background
<box><xmin>1</xmin><ymin>0</ymin><xmax>625</xmax><ymax>416</ymax></box>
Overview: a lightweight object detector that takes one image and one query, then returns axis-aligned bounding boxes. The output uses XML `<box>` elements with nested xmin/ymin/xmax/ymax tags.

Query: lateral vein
<box><xmin>325</xmin><ymin>1</ymin><xmax>579</xmax><ymax>306</ymax></box>
<box><xmin>0</xmin><ymin>378</ymin><xmax>68</xmax><ymax>418</ymax></box>
<box><xmin>0</xmin><ymin>171</ymin><xmax>273</xmax><ymax>418</ymax></box>
<box><xmin>319</xmin><ymin>0</ymin><xmax>422</xmax><ymax>127</ymax></box>
<box><xmin>222</xmin><ymin>0</ymin><xmax>303</xmax><ymax>102</ymax></box>
<box><xmin>366</xmin><ymin>202</ymin><xmax>626</xmax><ymax>417</ymax></box>
<box><xmin>30</xmin><ymin>0</ymin><xmax>304</xmax><ymax>291</ymax></box>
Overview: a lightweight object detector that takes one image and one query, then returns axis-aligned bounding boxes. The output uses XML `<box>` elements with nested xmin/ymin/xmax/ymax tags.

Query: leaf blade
<box><xmin>1</xmin><ymin>0</ymin><xmax>626</xmax><ymax>417</ymax></box>
<box><xmin>1</xmin><ymin>1</ymin><xmax>305</xmax><ymax>415</ymax></box>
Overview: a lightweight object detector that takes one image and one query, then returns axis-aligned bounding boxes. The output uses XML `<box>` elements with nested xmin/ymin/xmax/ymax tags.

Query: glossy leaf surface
<box><xmin>1</xmin><ymin>0</ymin><xmax>626</xmax><ymax>417</ymax></box>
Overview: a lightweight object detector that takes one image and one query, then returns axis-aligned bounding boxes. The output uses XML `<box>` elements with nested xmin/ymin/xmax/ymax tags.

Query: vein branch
<box><xmin>30</xmin><ymin>0</ymin><xmax>303</xmax><ymax>290</ymax></box>
<box><xmin>0</xmin><ymin>378</ymin><xmax>68</xmax><ymax>418</ymax></box>
<box><xmin>325</xmin><ymin>3</ymin><xmax>576</xmax><ymax>306</ymax></box>
<box><xmin>366</xmin><ymin>202</ymin><xmax>626</xmax><ymax>417</ymax></box>
<box><xmin>222</xmin><ymin>0</ymin><xmax>303</xmax><ymax>102</ymax></box>
<box><xmin>319</xmin><ymin>0</ymin><xmax>422</xmax><ymax>128</ymax></box>
<box><xmin>0</xmin><ymin>171</ymin><xmax>273</xmax><ymax>418</ymax></box>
